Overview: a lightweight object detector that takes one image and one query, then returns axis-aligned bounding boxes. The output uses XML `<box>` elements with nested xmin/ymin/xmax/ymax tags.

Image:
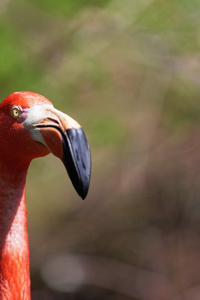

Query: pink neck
<box><xmin>0</xmin><ymin>156</ymin><xmax>31</xmax><ymax>299</ymax></box>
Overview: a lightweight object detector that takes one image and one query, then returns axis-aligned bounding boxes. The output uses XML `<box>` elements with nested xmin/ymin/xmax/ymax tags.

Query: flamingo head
<box><xmin>0</xmin><ymin>91</ymin><xmax>91</xmax><ymax>199</ymax></box>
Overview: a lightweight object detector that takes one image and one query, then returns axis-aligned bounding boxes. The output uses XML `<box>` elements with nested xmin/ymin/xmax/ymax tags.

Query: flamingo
<box><xmin>0</xmin><ymin>91</ymin><xmax>91</xmax><ymax>299</ymax></box>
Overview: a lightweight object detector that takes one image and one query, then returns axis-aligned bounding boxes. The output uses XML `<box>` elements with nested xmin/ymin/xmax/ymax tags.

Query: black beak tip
<box><xmin>79</xmin><ymin>180</ymin><xmax>90</xmax><ymax>200</ymax></box>
<box><xmin>75</xmin><ymin>156</ymin><xmax>91</xmax><ymax>200</ymax></box>
<box><xmin>62</xmin><ymin>128</ymin><xmax>91</xmax><ymax>199</ymax></box>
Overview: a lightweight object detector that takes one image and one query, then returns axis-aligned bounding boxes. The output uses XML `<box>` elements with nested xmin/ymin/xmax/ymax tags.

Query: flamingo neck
<box><xmin>0</xmin><ymin>156</ymin><xmax>31</xmax><ymax>300</ymax></box>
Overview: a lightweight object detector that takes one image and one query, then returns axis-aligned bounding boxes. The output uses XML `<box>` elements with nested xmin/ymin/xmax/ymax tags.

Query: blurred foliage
<box><xmin>27</xmin><ymin>0</ymin><xmax>112</xmax><ymax>16</ymax></box>
<box><xmin>1</xmin><ymin>0</ymin><xmax>200</xmax><ymax>299</ymax></box>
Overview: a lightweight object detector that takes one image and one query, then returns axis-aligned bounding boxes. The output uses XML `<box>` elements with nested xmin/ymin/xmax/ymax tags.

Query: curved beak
<box><xmin>26</xmin><ymin>105</ymin><xmax>91</xmax><ymax>199</ymax></box>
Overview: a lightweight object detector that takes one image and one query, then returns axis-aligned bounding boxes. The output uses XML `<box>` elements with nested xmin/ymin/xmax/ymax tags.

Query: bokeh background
<box><xmin>2</xmin><ymin>0</ymin><xmax>200</xmax><ymax>299</ymax></box>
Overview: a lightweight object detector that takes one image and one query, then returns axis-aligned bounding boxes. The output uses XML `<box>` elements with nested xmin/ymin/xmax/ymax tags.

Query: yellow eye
<box><xmin>10</xmin><ymin>105</ymin><xmax>22</xmax><ymax>119</ymax></box>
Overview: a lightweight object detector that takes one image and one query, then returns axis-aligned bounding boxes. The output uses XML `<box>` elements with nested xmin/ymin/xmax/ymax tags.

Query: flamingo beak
<box><xmin>62</xmin><ymin>127</ymin><xmax>91</xmax><ymax>199</ymax></box>
<box><xmin>27</xmin><ymin>105</ymin><xmax>91</xmax><ymax>199</ymax></box>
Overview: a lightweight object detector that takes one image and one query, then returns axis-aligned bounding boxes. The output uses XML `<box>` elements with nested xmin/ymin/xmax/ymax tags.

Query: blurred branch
<box><xmin>41</xmin><ymin>254</ymin><xmax>175</xmax><ymax>300</ymax></box>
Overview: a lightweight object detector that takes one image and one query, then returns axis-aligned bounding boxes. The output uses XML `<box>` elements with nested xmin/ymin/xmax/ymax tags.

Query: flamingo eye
<box><xmin>10</xmin><ymin>105</ymin><xmax>23</xmax><ymax>119</ymax></box>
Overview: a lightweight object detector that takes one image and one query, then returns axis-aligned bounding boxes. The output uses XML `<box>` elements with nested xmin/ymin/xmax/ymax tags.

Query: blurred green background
<box><xmin>2</xmin><ymin>0</ymin><xmax>200</xmax><ymax>299</ymax></box>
